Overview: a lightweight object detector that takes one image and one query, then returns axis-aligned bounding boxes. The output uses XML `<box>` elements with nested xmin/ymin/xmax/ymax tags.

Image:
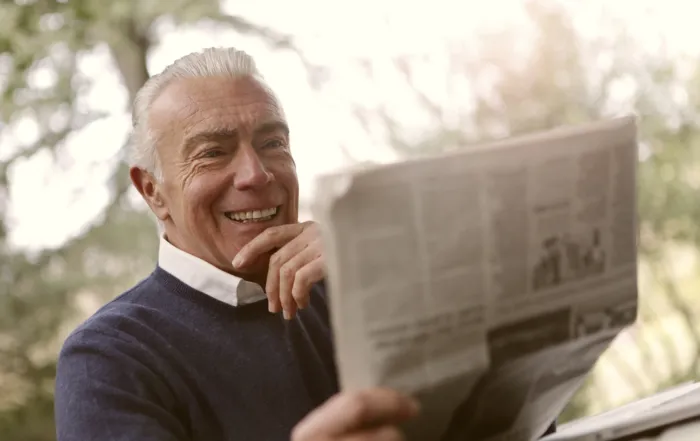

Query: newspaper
<box><xmin>311</xmin><ymin>116</ymin><xmax>639</xmax><ymax>441</ymax></box>
<box><xmin>542</xmin><ymin>382</ymin><xmax>700</xmax><ymax>441</ymax></box>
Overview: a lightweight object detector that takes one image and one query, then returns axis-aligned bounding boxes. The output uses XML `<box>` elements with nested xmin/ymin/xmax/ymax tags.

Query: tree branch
<box><xmin>108</xmin><ymin>18</ymin><xmax>152</xmax><ymax>107</ymax></box>
<box><xmin>654</xmin><ymin>258</ymin><xmax>700</xmax><ymax>374</ymax></box>
<box><xmin>209</xmin><ymin>13</ymin><xmax>326</xmax><ymax>89</ymax></box>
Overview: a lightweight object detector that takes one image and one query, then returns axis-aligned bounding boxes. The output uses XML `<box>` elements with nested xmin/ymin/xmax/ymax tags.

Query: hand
<box><xmin>232</xmin><ymin>221</ymin><xmax>324</xmax><ymax>319</ymax></box>
<box><xmin>291</xmin><ymin>388</ymin><xmax>420</xmax><ymax>441</ymax></box>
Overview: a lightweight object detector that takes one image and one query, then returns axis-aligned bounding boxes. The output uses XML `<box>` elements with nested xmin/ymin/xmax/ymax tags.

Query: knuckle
<box><xmin>280</xmin><ymin>264</ymin><xmax>296</xmax><ymax>280</ymax></box>
<box><xmin>294</xmin><ymin>268</ymin><xmax>310</xmax><ymax>287</ymax></box>
<box><xmin>343</xmin><ymin>392</ymin><xmax>371</xmax><ymax>427</ymax></box>
<box><xmin>292</xmin><ymin>288</ymin><xmax>307</xmax><ymax>303</ymax></box>
<box><xmin>269</xmin><ymin>253</ymin><xmax>283</xmax><ymax>268</ymax></box>
<box><xmin>267</xmin><ymin>227</ymin><xmax>283</xmax><ymax>240</ymax></box>
<box><xmin>307</xmin><ymin>242</ymin><xmax>322</xmax><ymax>257</ymax></box>
<box><xmin>306</xmin><ymin>222</ymin><xmax>320</xmax><ymax>235</ymax></box>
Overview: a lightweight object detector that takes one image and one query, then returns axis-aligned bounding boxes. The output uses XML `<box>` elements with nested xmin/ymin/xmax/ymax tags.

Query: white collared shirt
<box><xmin>158</xmin><ymin>235</ymin><xmax>267</xmax><ymax>307</ymax></box>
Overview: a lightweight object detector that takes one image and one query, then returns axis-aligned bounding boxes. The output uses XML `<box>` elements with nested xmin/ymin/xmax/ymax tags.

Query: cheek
<box><xmin>269</xmin><ymin>156</ymin><xmax>298</xmax><ymax>193</ymax></box>
<box><xmin>280</xmin><ymin>168</ymin><xmax>298</xmax><ymax>192</ymax></box>
<box><xmin>181</xmin><ymin>174</ymin><xmax>227</xmax><ymax>220</ymax></box>
<box><xmin>275</xmin><ymin>164</ymin><xmax>299</xmax><ymax>218</ymax></box>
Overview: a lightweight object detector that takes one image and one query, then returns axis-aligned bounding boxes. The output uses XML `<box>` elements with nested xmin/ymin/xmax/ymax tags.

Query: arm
<box><xmin>55</xmin><ymin>328</ymin><xmax>188</xmax><ymax>441</ymax></box>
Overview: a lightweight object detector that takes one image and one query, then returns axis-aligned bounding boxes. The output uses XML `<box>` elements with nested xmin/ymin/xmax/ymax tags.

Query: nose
<box><xmin>232</xmin><ymin>146</ymin><xmax>274</xmax><ymax>190</ymax></box>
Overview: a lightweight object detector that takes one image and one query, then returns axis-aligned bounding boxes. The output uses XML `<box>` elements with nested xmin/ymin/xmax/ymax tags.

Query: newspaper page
<box><xmin>312</xmin><ymin>116</ymin><xmax>639</xmax><ymax>441</ymax></box>
<box><xmin>542</xmin><ymin>382</ymin><xmax>700</xmax><ymax>441</ymax></box>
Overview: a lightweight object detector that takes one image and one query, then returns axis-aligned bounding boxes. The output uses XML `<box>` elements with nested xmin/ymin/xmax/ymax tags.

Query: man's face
<box><xmin>136</xmin><ymin>75</ymin><xmax>299</xmax><ymax>278</ymax></box>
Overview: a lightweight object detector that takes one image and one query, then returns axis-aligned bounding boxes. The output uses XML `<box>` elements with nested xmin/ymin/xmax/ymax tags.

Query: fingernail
<box><xmin>283</xmin><ymin>310</ymin><xmax>291</xmax><ymax>320</ymax></box>
<box><xmin>268</xmin><ymin>302</ymin><xmax>274</xmax><ymax>313</ymax></box>
<box><xmin>232</xmin><ymin>255</ymin><xmax>244</xmax><ymax>268</ymax></box>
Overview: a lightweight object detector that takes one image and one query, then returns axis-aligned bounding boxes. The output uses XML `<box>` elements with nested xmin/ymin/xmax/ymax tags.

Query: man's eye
<box><xmin>263</xmin><ymin>139</ymin><xmax>286</xmax><ymax>149</ymax></box>
<box><xmin>201</xmin><ymin>149</ymin><xmax>224</xmax><ymax>158</ymax></box>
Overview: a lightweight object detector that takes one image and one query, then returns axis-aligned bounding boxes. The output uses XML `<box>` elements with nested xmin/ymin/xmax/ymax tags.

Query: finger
<box><xmin>282</xmin><ymin>302</ymin><xmax>297</xmax><ymax>321</ymax></box>
<box><xmin>339</xmin><ymin>426</ymin><xmax>405</xmax><ymax>441</ymax></box>
<box><xmin>291</xmin><ymin>389</ymin><xmax>419</xmax><ymax>440</ymax></box>
<box><xmin>291</xmin><ymin>256</ymin><xmax>325</xmax><ymax>310</ymax></box>
<box><xmin>232</xmin><ymin>224</ymin><xmax>304</xmax><ymax>268</ymax></box>
<box><xmin>293</xmin><ymin>425</ymin><xmax>404</xmax><ymax>441</ymax></box>
<box><xmin>277</xmin><ymin>243</ymin><xmax>322</xmax><ymax>317</ymax></box>
<box><xmin>335</xmin><ymin>390</ymin><xmax>419</xmax><ymax>433</ymax></box>
<box><xmin>266</xmin><ymin>233</ymin><xmax>317</xmax><ymax>313</ymax></box>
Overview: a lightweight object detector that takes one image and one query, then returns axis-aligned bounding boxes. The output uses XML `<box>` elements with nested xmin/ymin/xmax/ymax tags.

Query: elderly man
<box><xmin>54</xmin><ymin>47</ymin><xmax>418</xmax><ymax>441</ymax></box>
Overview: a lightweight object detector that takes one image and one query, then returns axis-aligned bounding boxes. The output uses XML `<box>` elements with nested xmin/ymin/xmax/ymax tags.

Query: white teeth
<box><xmin>228</xmin><ymin>206</ymin><xmax>278</xmax><ymax>222</ymax></box>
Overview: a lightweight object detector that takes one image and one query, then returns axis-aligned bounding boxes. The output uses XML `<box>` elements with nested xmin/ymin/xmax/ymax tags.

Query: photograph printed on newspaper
<box><xmin>312</xmin><ymin>116</ymin><xmax>639</xmax><ymax>441</ymax></box>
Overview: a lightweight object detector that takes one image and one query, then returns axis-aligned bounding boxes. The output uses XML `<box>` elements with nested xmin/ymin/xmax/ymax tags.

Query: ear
<box><xmin>130</xmin><ymin>166</ymin><xmax>169</xmax><ymax>221</ymax></box>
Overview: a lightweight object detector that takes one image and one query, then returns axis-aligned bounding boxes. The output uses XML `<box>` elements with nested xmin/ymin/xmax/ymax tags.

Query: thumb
<box><xmin>291</xmin><ymin>389</ymin><xmax>419</xmax><ymax>440</ymax></box>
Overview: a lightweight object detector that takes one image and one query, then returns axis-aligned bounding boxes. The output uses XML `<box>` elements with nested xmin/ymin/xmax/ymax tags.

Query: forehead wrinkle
<box><xmin>185</xmin><ymin>102</ymin><xmax>284</xmax><ymax>136</ymax></box>
<box><xmin>187</xmin><ymin>78</ymin><xmax>284</xmax><ymax>115</ymax></box>
<box><xmin>154</xmin><ymin>76</ymin><xmax>287</xmax><ymax>156</ymax></box>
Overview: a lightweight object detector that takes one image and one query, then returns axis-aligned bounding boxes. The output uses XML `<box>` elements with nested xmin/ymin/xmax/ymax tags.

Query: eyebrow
<box><xmin>255</xmin><ymin>121</ymin><xmax>290</xmax><ymax>138</ymax></box>
<box><xmin>181</xmin><ymin>121</ymin><xmax>290</xmax><ymax>156</ymax></box>
<box><xmin>182</xmin><ymin>129</ymin><xmax>236</xmax><ymax>156</ymax></box>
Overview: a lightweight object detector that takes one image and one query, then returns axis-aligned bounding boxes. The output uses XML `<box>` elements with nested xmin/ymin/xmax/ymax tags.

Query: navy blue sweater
<box><xmin>54</xmin><ymin>266</ymin><xmax>339</xmax><ymax>441</ymax></box>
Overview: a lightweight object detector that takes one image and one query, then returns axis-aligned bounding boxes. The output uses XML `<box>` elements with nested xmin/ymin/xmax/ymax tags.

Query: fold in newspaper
<box><xmin>542</xmin><ymin>382</ymin><xmax>700</xmax><ymax>441</ymax></box>
<box><xmin>312</xmin><ymin>116</ymin><xmax>640</xmax><ymax>441</ymax></box>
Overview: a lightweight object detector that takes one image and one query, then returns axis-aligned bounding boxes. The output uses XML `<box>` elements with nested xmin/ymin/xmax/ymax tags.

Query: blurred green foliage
<box><xmin>355</xmin><ymin>0</ymin><xmax>700</xmax><ymax>423</ymax></box>
<box><xmin>0</xmin><ymin>0</ymin><xmax>303</xmax><ymax>439</ymax></box>
<box><xmin>1</xmin><ymin>0</ymin><xmax>699</xmax><ymax>439</ymax></box>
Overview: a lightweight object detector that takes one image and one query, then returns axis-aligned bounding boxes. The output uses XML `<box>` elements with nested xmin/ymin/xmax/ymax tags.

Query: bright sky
<box><xmin>4</xmin><ymin>0</ymin><xmax>700</xmax><ymax>252</ymax></box>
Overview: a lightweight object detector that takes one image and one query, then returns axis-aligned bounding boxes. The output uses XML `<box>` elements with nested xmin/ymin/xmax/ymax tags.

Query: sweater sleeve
<box><xmin>55</xmin><ymin>328</ymin><xmax>189</xmax><ymax>441</ymax></box>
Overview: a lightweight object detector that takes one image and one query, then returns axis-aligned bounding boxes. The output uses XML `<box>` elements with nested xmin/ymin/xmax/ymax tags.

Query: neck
<box><xmin>233</xmin><ymin>264</ymin><xmax>269</xmax><ymax>291</ymax></box>
<box><xmin>162</xmin><ymin>232</ymin><xmax>270</xmax><ymax>291</ymax></box>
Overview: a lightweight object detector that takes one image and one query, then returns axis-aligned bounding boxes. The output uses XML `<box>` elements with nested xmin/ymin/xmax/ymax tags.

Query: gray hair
<box><xmin>128</xmin><ymin>47</ymin><xmax>264</xmax><ymax>180</ymax></box>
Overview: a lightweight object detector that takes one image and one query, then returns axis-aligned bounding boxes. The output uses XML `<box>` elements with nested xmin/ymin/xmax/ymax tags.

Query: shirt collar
<box><xmin>158</xmin><ymin>235</ymin><xmax>267</xmax><ymax>307</ymax></box>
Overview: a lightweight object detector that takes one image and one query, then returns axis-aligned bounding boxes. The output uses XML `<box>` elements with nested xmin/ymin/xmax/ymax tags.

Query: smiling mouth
<box><xmin>225</xmin><ymin>206</ymin><xmax>280</xmax><ymax>223</ymax></box>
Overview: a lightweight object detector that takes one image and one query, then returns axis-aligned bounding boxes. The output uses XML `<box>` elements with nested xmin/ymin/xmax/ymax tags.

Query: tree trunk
<box><xmin>109</xmin><ymin>18</ymin><xmax>152</xmax><ymax>108</ymax></box>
